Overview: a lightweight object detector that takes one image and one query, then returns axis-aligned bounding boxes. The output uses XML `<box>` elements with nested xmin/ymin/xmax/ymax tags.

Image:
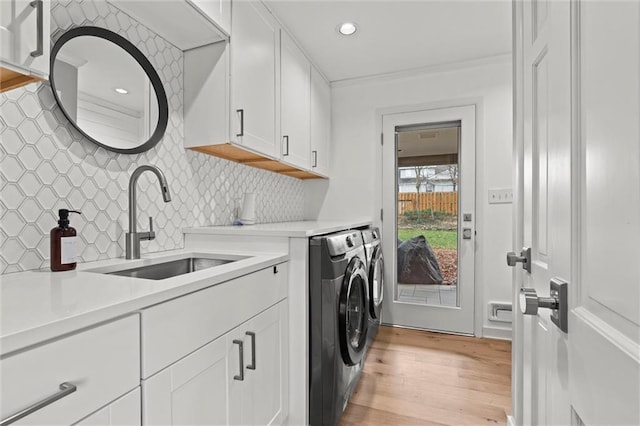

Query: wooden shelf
<box><xmin>188</xmin><ymin>143</ymin><xmax>327</xmax><ymax>180</ymax></box>
<box><xmin>0</xmin><ymin>66</ymin><xmax>42</xmax><ymax>93</ymax></box>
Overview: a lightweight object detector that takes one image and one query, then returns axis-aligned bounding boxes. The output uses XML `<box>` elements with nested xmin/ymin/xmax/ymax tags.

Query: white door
<box><xmin>142</xmin><ymin>336</ymin><xmax>229</xmax><ymax>425</ymax></box>
<box><xmin>230</xmin><ymin>0</ymin><xmax>278</xmax><ymax>157</ymax></box>
<box><xmin>310</xmin><ymin>65</ymin><xmax>331</xmax><ymax>176</ymax></box>
<box><xmin>512</xmin><ymin>1</ymin><xmax>640</xmax><ymax>424</ymax></box>
<box><xmin>280</xmin><ymin>30</ymin><xmax>311</xmax><ymax>169</ymax></box>
<box><xmin>381</xmin><ymin>105</ymin><xmax>476</xmax><ymax>334</ymax></box>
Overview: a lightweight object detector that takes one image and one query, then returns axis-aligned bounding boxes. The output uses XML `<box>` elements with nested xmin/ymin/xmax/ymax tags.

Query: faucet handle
<box><xmin>147</xmin><ymin>217</ymin><xmax>156</xmax><ymax>240</ymax></box>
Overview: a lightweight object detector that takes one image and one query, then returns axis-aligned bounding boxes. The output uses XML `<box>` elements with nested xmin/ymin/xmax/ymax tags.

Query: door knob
<box><xmin>518</xmin><ymin>278</ymin><xmax>568</xmax><ymax>333</ymax></box>
<box><xmin>506</xmin><ymin>247</ymin><xmax>531</xmax><ymax>273</ymax></box>
<box><xmin>519</xmin><ymin>288</ymin><xmax>557</xmax><ymax>315</ymax></box>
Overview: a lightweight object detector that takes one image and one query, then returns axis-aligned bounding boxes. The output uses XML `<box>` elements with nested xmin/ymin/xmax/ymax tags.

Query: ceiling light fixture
<box><xmin>114</xmin><ymin>88</ymin><xmax>129</xmax><ymax>94</ymax></box>
<box><xmin>338</xmin><ymin>22</ymin><xmax>357</xmax><ymax>36</ymax></box>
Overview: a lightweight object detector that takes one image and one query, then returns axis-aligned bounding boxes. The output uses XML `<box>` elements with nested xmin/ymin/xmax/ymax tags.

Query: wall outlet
<box><xmin>488</xmin><ymin>188</ymin><xmax>513</xmax><ymax>204</ymax></box>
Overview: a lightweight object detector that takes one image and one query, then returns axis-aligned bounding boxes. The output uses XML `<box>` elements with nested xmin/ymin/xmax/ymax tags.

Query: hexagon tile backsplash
<box><xmin>0</xmin><ymin>0</ymin><xmax>304</xmax><ymax>274</ymax></box>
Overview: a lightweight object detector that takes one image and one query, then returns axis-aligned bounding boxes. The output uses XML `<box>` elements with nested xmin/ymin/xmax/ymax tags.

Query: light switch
<box><xmin>488</xmin><ymin>188</ymin><xmax>513</xmax><ymax>204</ymax></box>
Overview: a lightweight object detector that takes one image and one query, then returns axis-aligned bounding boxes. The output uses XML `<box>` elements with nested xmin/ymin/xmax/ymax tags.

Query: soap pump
<box><xmin>50</xmin><ymin>209</ymin><xmax>82</xmax><ymax>272</ymax></box>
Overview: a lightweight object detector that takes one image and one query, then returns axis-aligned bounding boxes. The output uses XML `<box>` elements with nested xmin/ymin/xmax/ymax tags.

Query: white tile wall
<box><xmin>0</xmin><ymin>0</ymin><xmax>304</xmax><ymax>274</ymax></box>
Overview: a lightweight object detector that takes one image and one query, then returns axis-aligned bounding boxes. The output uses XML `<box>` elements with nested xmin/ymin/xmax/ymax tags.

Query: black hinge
<box><xmin>380</xmin><ymin>133</ymin><xmax>383</xmax><ymax>145</ymax></box>
<box><xmin>380</xmin><ymin>209</ymin><xmax>383</xmax><ymax>221</ymax></box>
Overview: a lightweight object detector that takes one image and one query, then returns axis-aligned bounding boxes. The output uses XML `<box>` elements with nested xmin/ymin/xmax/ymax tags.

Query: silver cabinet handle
<box><xmin>29</xmin><ymin>0</ymin><xmax>44</xmax><ymax>58</ymax></box>
<box><xmin>246</xmin><ymin>331</ymin><xmax>256</xmax><ymax>370</ymax></box>
<box><xmin>312</xmin><ymin>150</ymin><xmax>318</xmax><ymax>168</ymax></box>
<box><xmin>236</xmin><ymin>109</ymin><xmax>244</xmax><ymax>137</ymax></box>
<box><xmin>282</xmin><ymin>135</ymin><xmax>289</xmax><ymax>156</ymax></box>
<box><xmin>233</xmin><ymin>339</ymin><xmax>244</xmax><ymax>381</ymax></box>
<box><xmin>1</xmin><ymin>382</ymin><xmax>77</xmax><ymax>426</ymax></box>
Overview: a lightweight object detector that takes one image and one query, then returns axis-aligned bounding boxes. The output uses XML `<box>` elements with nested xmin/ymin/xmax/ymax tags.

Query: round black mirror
<box><xmin>50</xmin><ymin>26</ymin><xmax>168</xmax><ymax>154</ymax></box>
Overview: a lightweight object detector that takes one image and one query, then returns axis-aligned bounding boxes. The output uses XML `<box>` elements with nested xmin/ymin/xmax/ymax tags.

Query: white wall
<box><xmin>304</xmin><ymin>57</ymin><xmax>513</xmax><ymax>338</ymax></box>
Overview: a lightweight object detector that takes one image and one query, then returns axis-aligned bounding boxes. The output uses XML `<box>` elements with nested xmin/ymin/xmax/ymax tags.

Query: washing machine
<box><xmin>309</xmin><ymin>230</ymin><xmax>369</xmax><ymax>426</ymax></box>
<box><xmin>361</xmin><ymin>227</ymin><xmax>384</xmax><ymax>349</ymax></box>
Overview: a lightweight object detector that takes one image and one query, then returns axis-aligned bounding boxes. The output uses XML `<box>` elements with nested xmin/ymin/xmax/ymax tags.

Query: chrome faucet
<box><xmin>125</xmin><ymin>165</ymin><xmax>172</xmax><ymax>259</ymax></box>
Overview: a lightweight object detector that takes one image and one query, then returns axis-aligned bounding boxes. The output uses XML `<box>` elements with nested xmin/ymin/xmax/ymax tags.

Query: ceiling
<box><xmin>265</xmin><ymin>0</ymin><xmax>512</xmax><ymax>82</ymax></box>
<box><xmin>397</xmin><ymin>126</ymin><xmax>459</xmax><ymax>158</ymax></box>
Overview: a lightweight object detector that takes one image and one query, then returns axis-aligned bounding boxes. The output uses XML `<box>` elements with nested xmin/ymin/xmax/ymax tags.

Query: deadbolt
<box><xmin>519</xmin><ymin>278</ymin><xmax>568</xmax><ymax>333</ymax></box>
<box><xmin>507</xmin><ymin>247</ymin><xmax>531</xmax><ymax>273</ymax></box>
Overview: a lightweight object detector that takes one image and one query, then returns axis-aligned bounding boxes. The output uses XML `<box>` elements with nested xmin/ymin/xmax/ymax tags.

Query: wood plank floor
<box><xmin>339</xmin><ymin>326</ymin><xmax>512</xmax><ymax>426</ymax></box>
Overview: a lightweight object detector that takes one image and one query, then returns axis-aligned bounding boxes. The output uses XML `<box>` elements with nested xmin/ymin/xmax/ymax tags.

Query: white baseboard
<box><xmin>482</xmin><ymin>325</ymin><xmax>512</xmax><ymax>340</ymax></box>
<box><xmin>507</xmin><ymin>415</ymin><xmax>516</xmax><ymax>426</ymax></box>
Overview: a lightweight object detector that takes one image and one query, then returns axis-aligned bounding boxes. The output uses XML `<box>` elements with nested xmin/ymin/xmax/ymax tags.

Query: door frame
<box><xmin>376</xmin><ymin>98</ymin><xmax>484</xmax><ymax>337</ymax></box>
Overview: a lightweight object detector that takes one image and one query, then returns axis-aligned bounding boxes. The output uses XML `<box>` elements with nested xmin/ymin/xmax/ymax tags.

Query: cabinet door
<box><xmin>243</xmin><ymin>302</ymin><xmax>288</xmax><ymax>426</ymax></box>
<box><xmin>189</xmin><ymin>0</ymin><xmax>231</xmax><ymax>35</ymax></box>
<box><xmin>280</xmin><ymin>30</ymin><xmax>311</xmax><ymax>169</ymax></box>
<box><xmin>77</xmin><ymin>388</ymin><xmax>141</xmax><ymax>426</ymax></box>
<box><xmin>142</xmin><ymin>336</ymin><xmax>229</xmax><ymax>425</ymax></box>
<box><xmin>310</xmin><ymin>66</ymin><xmax>331</xmax><ymax>176</ymax></box>
<box><xmin>230</xmin><ymin>1</ymin><xmax>278</xmax><ymax>157</ymax></box>
<box><xmin>0</xmin><ymin>0</ymin><xmax>50</xmax><ymax>76</ymax></box>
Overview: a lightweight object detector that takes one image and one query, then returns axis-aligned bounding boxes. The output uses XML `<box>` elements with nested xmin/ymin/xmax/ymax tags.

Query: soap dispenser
<box><xmin>50</xmin><ymin>209</ymin><xmax>82</xmax><ymax>271</ymax></box>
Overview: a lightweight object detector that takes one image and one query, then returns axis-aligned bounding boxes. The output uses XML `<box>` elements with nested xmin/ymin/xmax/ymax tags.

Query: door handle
<box><xmin>1</xmin><ymin>382</ymin><xmax>76</xmax><ymax>425</ymax></box>
<box><xmin>29</xmin><ymin>0</ymin><xmax>44</xmax><ymax>58</ymax></box>
<box><xmin>507</xmin><ymin>247</ymin><xmax>531</xmax><ymax>273</ymax></box>
<box><xmin>236</xmin><ymin>109</ymin><xmax>244</xmax><ymax>137</ymax></box>
<box><xmin>519</xmin><ymin>278</ymin><xmax>568</xmax><ymax>333</ymax></box>
<box><xmin>233</xmin><ymin>339</ymin><xmax>244</xmax><ymax>381</ymax></box>
<box><xmin>245</xmin><ymin>331</ymin><xmax>256</xmax><ymax>370</ymax></box>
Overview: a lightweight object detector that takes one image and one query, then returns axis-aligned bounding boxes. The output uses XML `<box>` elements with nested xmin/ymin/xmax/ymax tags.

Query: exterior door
<box><xmin>512</xmin><ymin>0</ymin><xmax>640</xmax><ymax>424</ymax></box>
<box><xmin>381</xmin><ymin>105</ymin><xmax>476</xmax><ymax>334</ymax></box>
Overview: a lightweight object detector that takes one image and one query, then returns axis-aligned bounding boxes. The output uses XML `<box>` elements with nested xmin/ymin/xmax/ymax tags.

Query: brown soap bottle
<box><xmin>50</xmin><ymin>209</ymin><xmax>82</xmax><ymax>272</ymax></box>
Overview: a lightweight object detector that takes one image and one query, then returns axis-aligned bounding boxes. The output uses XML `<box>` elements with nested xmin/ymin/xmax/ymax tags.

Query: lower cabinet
<box><xmin>142</xmin><ymin>300</ymin><xmax>288</xmax><ymax>425</ymax></box>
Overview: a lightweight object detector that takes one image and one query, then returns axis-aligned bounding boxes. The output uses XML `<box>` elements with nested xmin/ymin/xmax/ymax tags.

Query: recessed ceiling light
<box><xmin>114</xmin><ymin>88</ymin><xmax>129</xmax><ymax>94</ymax></box>
<box><xmin>338</xmin><ymin>22</ymin><xmax>357</xmax><ymax>36</ymax></box>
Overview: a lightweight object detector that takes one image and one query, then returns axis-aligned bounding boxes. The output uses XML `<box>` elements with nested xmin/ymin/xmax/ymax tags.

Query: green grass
<box><xmin>397</xmin><ymin>229</ymin><xmax>458</xmax><ymax>249</ymax></box>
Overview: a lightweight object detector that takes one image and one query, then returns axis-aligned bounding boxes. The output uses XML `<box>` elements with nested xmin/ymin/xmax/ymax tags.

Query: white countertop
<box><xmin>0</xmin><ymin>249</ymin><xmax>288</xmax><ymax>356</ymax></box>
<box><xmin>183</xmin><ymin>218</ymin><xmax>372</xmax><ymax>237</ymax></box>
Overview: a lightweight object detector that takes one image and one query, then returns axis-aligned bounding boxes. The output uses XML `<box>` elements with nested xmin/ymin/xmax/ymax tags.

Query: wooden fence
<box><xmin>397</xmin><ymin>192</ymin><xmax>458</xmax><ymax>216</ymax></box>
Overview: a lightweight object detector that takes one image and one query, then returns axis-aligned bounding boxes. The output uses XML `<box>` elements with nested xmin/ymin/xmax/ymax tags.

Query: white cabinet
<box><xmin>190</xmin><ymin>0</ymin><xmax>231</xmax><ymax>35</ymax></box>
<box><xmin>0</xmin><ymin>315</ymin><xmax>140</xmax><ymax>425</ymax></box>
<box><xmin>280</xmin><ymin>30</ymin><xmax>311</xmax><ymax>170</ymax></box>
<box><xmin>143</xmin><ymin>301</ymin><xmax>287</xmax><ymax>426</ymax></box>
<box><xmin>140</xmin><ymin>263</ymin><xmax>289</xmax><ymax>424</ymax></box>
<box><xmin>230</xmin><ymin>0</ymin><xmax>279</xmax><ymax>157</ymax></box>
<box><xmin>0</xmin><ymin>0</ymin><xmax>50</xmax><ymax>91</ymax></box>
<box><xmin>143</xmin><ymin>335</ymin><xmax>229</xmax><ymax>425</ymax></box>
<box><xmin>310</xmin><ymin>66</ymin><xmax>331</xmax><ymax>176</ymax></box>
<box><xmin>229</xmin><ymin>302</ymin><xmax>288</xmax><ymax>425</ymax></box>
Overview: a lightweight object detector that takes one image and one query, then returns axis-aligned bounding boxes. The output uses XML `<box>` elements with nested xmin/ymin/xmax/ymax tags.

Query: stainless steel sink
<box><xmin>106</xmin><ymin>257</ymin><xmax>237</xmax><ymax>280</ymax></box>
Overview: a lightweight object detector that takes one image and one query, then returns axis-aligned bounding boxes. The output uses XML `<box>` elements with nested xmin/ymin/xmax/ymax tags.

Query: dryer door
<box><xmin>368</xmin><ymin>245</ymin><xmax>384</xmax><ymax>319</ymax></box>
<box><xmin>339</xmin><ymin>257</ymin><xmax>369</xmax><ymax>365</ymax></box>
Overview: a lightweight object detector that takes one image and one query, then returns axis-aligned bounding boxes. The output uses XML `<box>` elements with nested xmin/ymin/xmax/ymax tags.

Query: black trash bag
<box><xmin>397</xmin><ymin>235</ymin><xmax>443</xmax><ymax>284</ymax></box>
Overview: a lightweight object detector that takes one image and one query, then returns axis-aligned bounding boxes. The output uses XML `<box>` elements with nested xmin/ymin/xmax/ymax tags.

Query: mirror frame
<box><xmin>50</xmin><ymin>26</ymin><xmax>169</xmax><ymax>155</ymax></box>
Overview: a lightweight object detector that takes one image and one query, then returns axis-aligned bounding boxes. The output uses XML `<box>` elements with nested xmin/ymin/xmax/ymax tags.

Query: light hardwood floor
<box><xmin>339</xmin><ymin>326</ymin><xmax>512</xmax><ymax>426</ymax></box>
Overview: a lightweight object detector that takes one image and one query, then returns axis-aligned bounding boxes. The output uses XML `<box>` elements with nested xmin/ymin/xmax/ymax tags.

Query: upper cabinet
<box><xmin>280</xmin><ymin>30</ymin><xmax>311</xmax><ymax>170</ymax></box>
<box><xmin>0</xmin><ymin>0</ymin><xmax>51</xmax><ymax>92</ymax></box>
<box><xmin>230</xmin><ymin>0</ymin><xmax>279</xmax><ymax>157</ymax></box>
<box><xmin>310</xmin><ymin>65</ymin><xmax>331</xmax><ymax>177</ymax></box>
<box><xmin>183</xmin><ymin>0</ymin><xmax>331</xmax><ymax>180</ymax></box>
<box><xmin>108</xmin><ymin>0</ymin><xmax>228</xmax><ymax>51</ymax></box>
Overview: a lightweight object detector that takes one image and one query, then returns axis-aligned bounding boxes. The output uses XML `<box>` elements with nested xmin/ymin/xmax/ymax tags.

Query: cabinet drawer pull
<box><xmin>283</xmin><ymin>135</ymin><xmax>289</xmax><ymax>156</ymax></box>
<box><xmin>29</xmin><ymin>0</ymin><xmax>44</xmax><ymax>58</ymax></box>
<box><xmin>233</xmin><ymin>339</ymin><xmax>244</xmax><ymax>381</ymax></box>
<box><xmin>246</xmin><ymin>331</ymin><xmax>256</xmax><ymax>370</ymax></box>
<box><xmin>236</xmin><ymin>109</ymin><xmax>244</xmax><ymax>137</ymax></box>
<box><xmin>1</xmin><ymin>382</ymin><xmax>77</xmax><ymax>426</ymax></box>
<box><xmin>312</xmin><ymin>150</ymin><xmax>318</xmax><ymax>168</ymax></box>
